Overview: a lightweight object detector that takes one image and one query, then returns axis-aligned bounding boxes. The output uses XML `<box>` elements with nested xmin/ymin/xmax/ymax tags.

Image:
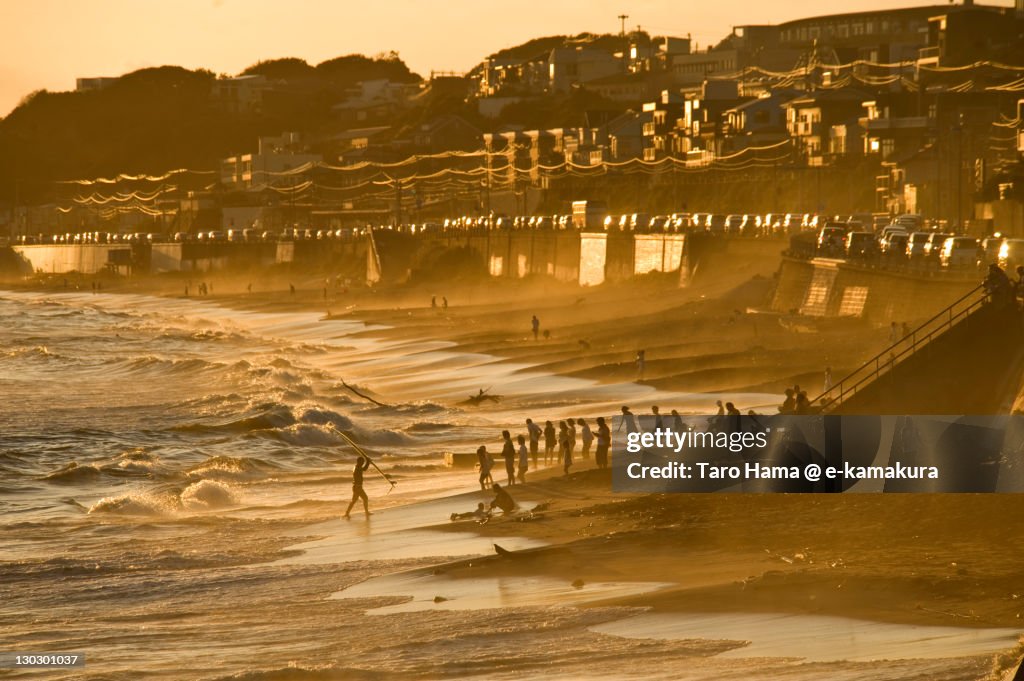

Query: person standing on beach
<box><xmin>442</xmin><ymin>296</ymin><xmax>449</xmax><ymax>310</ymax></box>
<box><xmin>635</xmin><ymin>350</ymin><xmax>646</xmax><ymax>382</ymax></box>
<box><xmin>559</xmin><ymin>421</ymin><xmax>572</xmax><ymax>476</ymax></box>
<box><xmin>531</xmin><ymin>315</ymin><xmax>540</xmax><ymax>341</ymax></box>
<box><xmin>501</xmin><ymin>430</ymin><xmax>516</xmax><ymax>486</ymax></box>
<box><xmin>823</xmin><ymin>367</ymin><xmax>833</xmax><ymax>393</ymax></box>
<box><xmin>431</xmin><ymin>295</ymin><xmax>437</xmax><ymax>309</ymax></box>
<box><xmin>544</xmin><ymin>420</ymin><xmax>556</xmax><ymax>464</ymax></box>
<box><xmin>567</xmin><ymin>418</ymin><xmax>577</xmax><ymax>460</ymax></box>
<box><xmin>477</xmin><ymin>445</ymin><xmax>493</xmax><ymax>490</ymax></box>
<box><xmin>578</xmin><ymin>418</ymin><xmax>593</xmax><ymax>459</ymax></box>
<box><xmin>652</xmin><ymin>405</ymin><xmax>664</xmax><ymax>431</ymax></box>
<box><xmin>344</xmin><ymin>456</ymin><xmax>372</xmax><ymax>519</ymax></box>
<box><xmin>595</xmin><ymin>417</ymin><xmax>611</xmax><ymax>469</ymax></box>
<box><xmin>526</xmin><ymin>418</ymin><xmax>542</xmax><ymax>467</ymax></box>
<box><xmin>618</xmin><ymin>406</ymin><xmax>639</xmax><ymax>435</ymax></box>
<box><xmin>517</xmin><ymin>434</ymin><xmax>529</xmax><ymax>484</ymax></box>
<box><xmin>671</xmin><ymin>409</ymin><xmax>685</xmax><ymax>433</ymax></box>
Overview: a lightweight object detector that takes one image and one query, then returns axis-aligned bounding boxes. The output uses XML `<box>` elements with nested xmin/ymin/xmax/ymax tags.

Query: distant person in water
<box><xmin>544</xmin><ymin>420</ymin><xmax>556</xmax><ymax>464</ymax></box>
<box><xmin>343</xmin><ymin>456</ymin><xmax>372</xmax><ymax>519</ymax></box>
<box><xmin>635</xmin><ymin>349</ymin><xmax>646</xmax><ymax>382</ymax></box>
<box><xmin>477</xmin><ymin>445</ymin><xmax>494</xmax><ymax>490</ymax></box>
<box><xmin>489</xmin><ymin>483</ymin><xmax>516</xmax><ymax>514</ymax></box>
<box><xmin>431</xmin><ymin>295</ymin><xmax>437</xmax><ymax>308</ymax></box>
<box><xmin>526</xmin><ymin>418</ymin><xmax>542</xmax><ymax>466</ymax></box>
<box><xmin>442</xmin><ymin>296</ymin><xmax>448</xmax><ymax>310</ymax></box>
<box><xmin>559</xmin><ymin>421</ymin><xmax>572</xmax><ymax>475</ymax></box>
<box><xmin>595</xmin><ymin>416</ymin><xmax>611</xmax><ymax>469</ymax></box>
<box><xmin>289</xmin><ymin>284</ymin><xmax>295</xmax><ymax>295</ymax></box>
<box><xmin>517</xmin><ymin>434</ymin><xmax>529</xmax><ymax>484</ymax></box>
<box><xmin>501</xmin><ymin>430</ymin><xmax>516</xmax><ymax>486</ymax></box>
<box><xmin>531</xmin><ymin>315</ymin><xmax>540</xmax><ymax>340</ymax></box>
<box><xmin>578</xmin><ymin>418</ymin><xmax>593</xmax><ymax>459</ymax></box>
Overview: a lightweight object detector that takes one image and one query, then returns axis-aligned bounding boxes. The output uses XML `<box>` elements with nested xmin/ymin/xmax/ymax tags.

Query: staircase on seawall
<box><xmin>814</xmin><ymin>284</ymin><xmax>1024</xmax><ymax>415</ymax></box>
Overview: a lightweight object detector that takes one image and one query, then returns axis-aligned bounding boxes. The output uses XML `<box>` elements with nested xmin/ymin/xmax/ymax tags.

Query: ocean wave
<box><xmin>88</xmin><ymin>491</ymin><xmax>176</xmax><ymax>516</ymax></box>
<box><xmin>180</xmin><ymin>480</ymin><xmax>238</xmax><ymax>511</ymax></box>
<box><xmin>42</xmin><ymin>462</ymin><xmax>104</xmax><ymax>484</ymax></box>
<box><xmin>405</xmin><ymin>421</ymin><xmax>455</xmax><ymax>433</ymax></box>
<box><xmin>174</xmin><ymin>403</ymin><xmax>298</xmax><ymax>434</ymax></box>
<box><xmin>209</xmin><ymin>665</ymin><xmax>347</xmax><ymax>681</ymax></box>
<box><xmin>254</xmin><ymin>423</ymin><xmax>347</xmax><ymax>447</ymax></box>
<box><xmin>186</xmin><ymin>455</ymin><xmax>281</xmax><ymax>480</ymax></box>
<box><xmin>298</xmin><ymin>408</ymin><xmax>353</xmax><ymax>430</ymax></box>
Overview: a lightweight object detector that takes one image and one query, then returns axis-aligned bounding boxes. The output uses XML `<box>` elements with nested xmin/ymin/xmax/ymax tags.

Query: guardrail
<box><xmin>813</xmin><ymin>282</ymin><xmax>990</xmax><ymax>412</ymax></box>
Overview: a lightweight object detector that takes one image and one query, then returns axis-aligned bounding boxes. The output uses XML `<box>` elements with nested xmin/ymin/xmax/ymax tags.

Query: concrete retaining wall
<box><xmin>772</xmin><ymin>257</ymin><xmax>979</xmax><ymax>324</ymax></box>
<box><xmin>12</xmin><ymin>244</ymin><xmax>134</xmax><ymax>274</ymax></box>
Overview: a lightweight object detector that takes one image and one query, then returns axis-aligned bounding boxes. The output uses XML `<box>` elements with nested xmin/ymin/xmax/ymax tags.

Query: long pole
<box><xmin>327</xmin><ymin>423</ymin><xmax>395</xmax><ymax>492</ymax></box>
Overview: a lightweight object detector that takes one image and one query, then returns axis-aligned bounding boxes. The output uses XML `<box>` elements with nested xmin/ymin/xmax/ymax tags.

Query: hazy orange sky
<box><xmin>0</xmin><ymin>0</ymin><xmax>1015</xmax><ymax>116</ymax></box>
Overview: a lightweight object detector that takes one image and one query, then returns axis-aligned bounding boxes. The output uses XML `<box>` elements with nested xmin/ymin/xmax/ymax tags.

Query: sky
<box><xmin>0</xmin><ymin>0</ymin><xmax>1016</xmax><ymax>117</ymax></box>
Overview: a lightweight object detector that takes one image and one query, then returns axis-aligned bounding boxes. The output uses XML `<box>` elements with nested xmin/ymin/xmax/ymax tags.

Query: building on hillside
<box><xmin>410</xmin><ymin>115</ymin><xmax>482</xmax><ymax>153</ymax></box>
<box><xmin>220</xmin><ymin>132</ymin><xmax>321</xmax><ymax>189</ymax></box>
<box><xmin>548</xmin><ymin>46</ymin><xmax>622</xmax><ymax>93</ymax></box>
<box><xmin>721</xmin><ymin>89</ymin><xmax>797</xmax><ymax>152</ymax></box>
<box><xmin>75</xmin><ymin>77</ymin><xmax>118</xmax><ymax>92</ymax></box>
<box><xmin>784</xmin><ymin>88</ymin><xmax>868</xmax><ymax>165</ymax></box>
<box><xmin>212</xmin><ymin>75</ymin><xmax>270</xmax><ymax>114</ymax></box>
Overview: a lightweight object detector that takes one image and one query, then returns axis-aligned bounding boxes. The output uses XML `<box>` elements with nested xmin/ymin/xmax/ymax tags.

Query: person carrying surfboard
<box><xmin>344</xmin><ymin>456</ymin><xmax>372</xmax><ymax>519</ymax></box>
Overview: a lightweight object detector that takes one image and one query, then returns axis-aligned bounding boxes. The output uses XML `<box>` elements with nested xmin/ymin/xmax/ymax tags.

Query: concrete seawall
<box><xmin>771</xmin><ymin>256</ymin><xmax>979</xmax><ymax>323</ymax></box>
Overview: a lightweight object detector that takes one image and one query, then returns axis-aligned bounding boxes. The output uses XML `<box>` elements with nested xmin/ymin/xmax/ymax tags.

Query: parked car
<box><xmin>845</xmin><ymin>231</ymin><xmax>877</xmax><ymax>258</ymax></box>
<box><xmin>923</xmin><ymin>233</ymin><xmax>953</xmax><ymax>259</ymax></box>
<box><xmin>880</xmin><ymin>232</ymin><xmax>909</xmax><ymax>257</ymax></box>
<box><xmin>906</xmin><ymin>231</ymin><xmax>932</xmax><ymax>258</ymax></box>
<box><xmin>998</xmin><ymin>239</ymin><xmax>1024</xmax><ymax>273</ymax></box>
<box><xmin>939</xmin><ymin>237</ymin><xmax>981</xmax><ymax>268</ymax></box>
<box><xmin>817</xmin><ymin>225</ymin><xmax>846</xmax><ymax>255</ymax></box>
<box><xmin>981</xmin><ymin>236</ymin><xmax>1005</xmax><ymax>264</ymax></box>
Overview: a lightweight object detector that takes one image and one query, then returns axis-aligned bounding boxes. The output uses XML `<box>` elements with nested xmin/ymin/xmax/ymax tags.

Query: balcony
<box><xmin>917</xmin><ymin>46</ymin><xmax>940</xmax><ymax>65</ymax></box>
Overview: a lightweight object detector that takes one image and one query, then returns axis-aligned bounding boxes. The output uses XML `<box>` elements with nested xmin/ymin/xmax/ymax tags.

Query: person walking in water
<box><xmin>618</xmin><ymin>406</ymin><xmax>639</xmax><ymax>435</ymax></box>
<box><xmin>517</xmin><ymin>434</ymin><xmax>529</xmax><ymax>484</ymax></box>
<box><xmin>595</xmin><ymin>416</ymin><xmax>611</xmax><ymax>469</ymax></box>
<box><xmin>477</xmin><ymin>445</ymin><xmax>493</xmax><ymax>490</ymax></box>
<box><xmin>559</xmin><ymin>421</ymin><xmax>572</xmax><ymax>476</ymax></box>
<box><xmin>531</xmin><ymin>315</ymin><xmax>540</xmax><ymax>341</ymax></box>
<box><xmin>526</xmin><ymin>418</ymin><xmax>542</xmax><ymax>467</ymax></box>
<box><xmin>578</xmin><ymin>418</ymin><xmax>593</xmax><ymax>459</ymax></box>
<box><xmin>501</xmin><ymin>430</ymin><xmax>516</xmax><ymax>486</ymax></box>
<box><xmin>635</xmin><ymin>349</ymin><xmax>646</xmax><ymax>382</ymax></box>
<box><xmin>344</xmin><ymin>456</ymin><xmax>372</xmax><ymax>519</ymax></box>
<box><xmin>544</xmin><ymin>420</ymin><xmax>556</xmax><ymax>465</ymax></box>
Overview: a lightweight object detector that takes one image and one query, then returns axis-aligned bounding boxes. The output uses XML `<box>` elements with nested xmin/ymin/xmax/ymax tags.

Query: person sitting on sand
<box><xmin>517</xmin><ymin>434</ymin><xmax>529</xmax><ymax>484</ymax></box>
<box><xmin>451</xmin><ymin>503</ymin><xmax>489</xmax><ymax>521</ymax></box>
<box><xmin>477</xmin><ymin>445</ymin><xmax>494</xmax><ymax>490</ymax></box>
<box><xmin>489</xmin><ymin>483</ymin><xmax>516</xmax><ymax>514</ymax></box>
<box><xmin>344</xmin><ymin>456</ymin><xmax>372</xmax><ymax>519</ymax></box>
<box><xmin>544</xmin><ymin>420</ymin><xmax>556</xmax><ymax>464</ymax></box>
<box><xmin>501</xmin><ymin>430</ymin><xmax>516</xmax><ymax>486</ymax></box>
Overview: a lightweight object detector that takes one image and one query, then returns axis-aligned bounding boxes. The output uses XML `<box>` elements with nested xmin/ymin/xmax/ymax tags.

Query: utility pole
<box><xmin>618</xmin><ymin>14</ymin><xmax>629</xmax><ymax>36</ymax></box>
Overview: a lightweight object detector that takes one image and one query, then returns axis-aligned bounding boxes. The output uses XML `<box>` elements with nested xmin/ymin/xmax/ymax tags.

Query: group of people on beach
<box><xmin>475</xmin><ymin>417</ymin><xmax>613</xmax><ymax>489</ymax></box>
